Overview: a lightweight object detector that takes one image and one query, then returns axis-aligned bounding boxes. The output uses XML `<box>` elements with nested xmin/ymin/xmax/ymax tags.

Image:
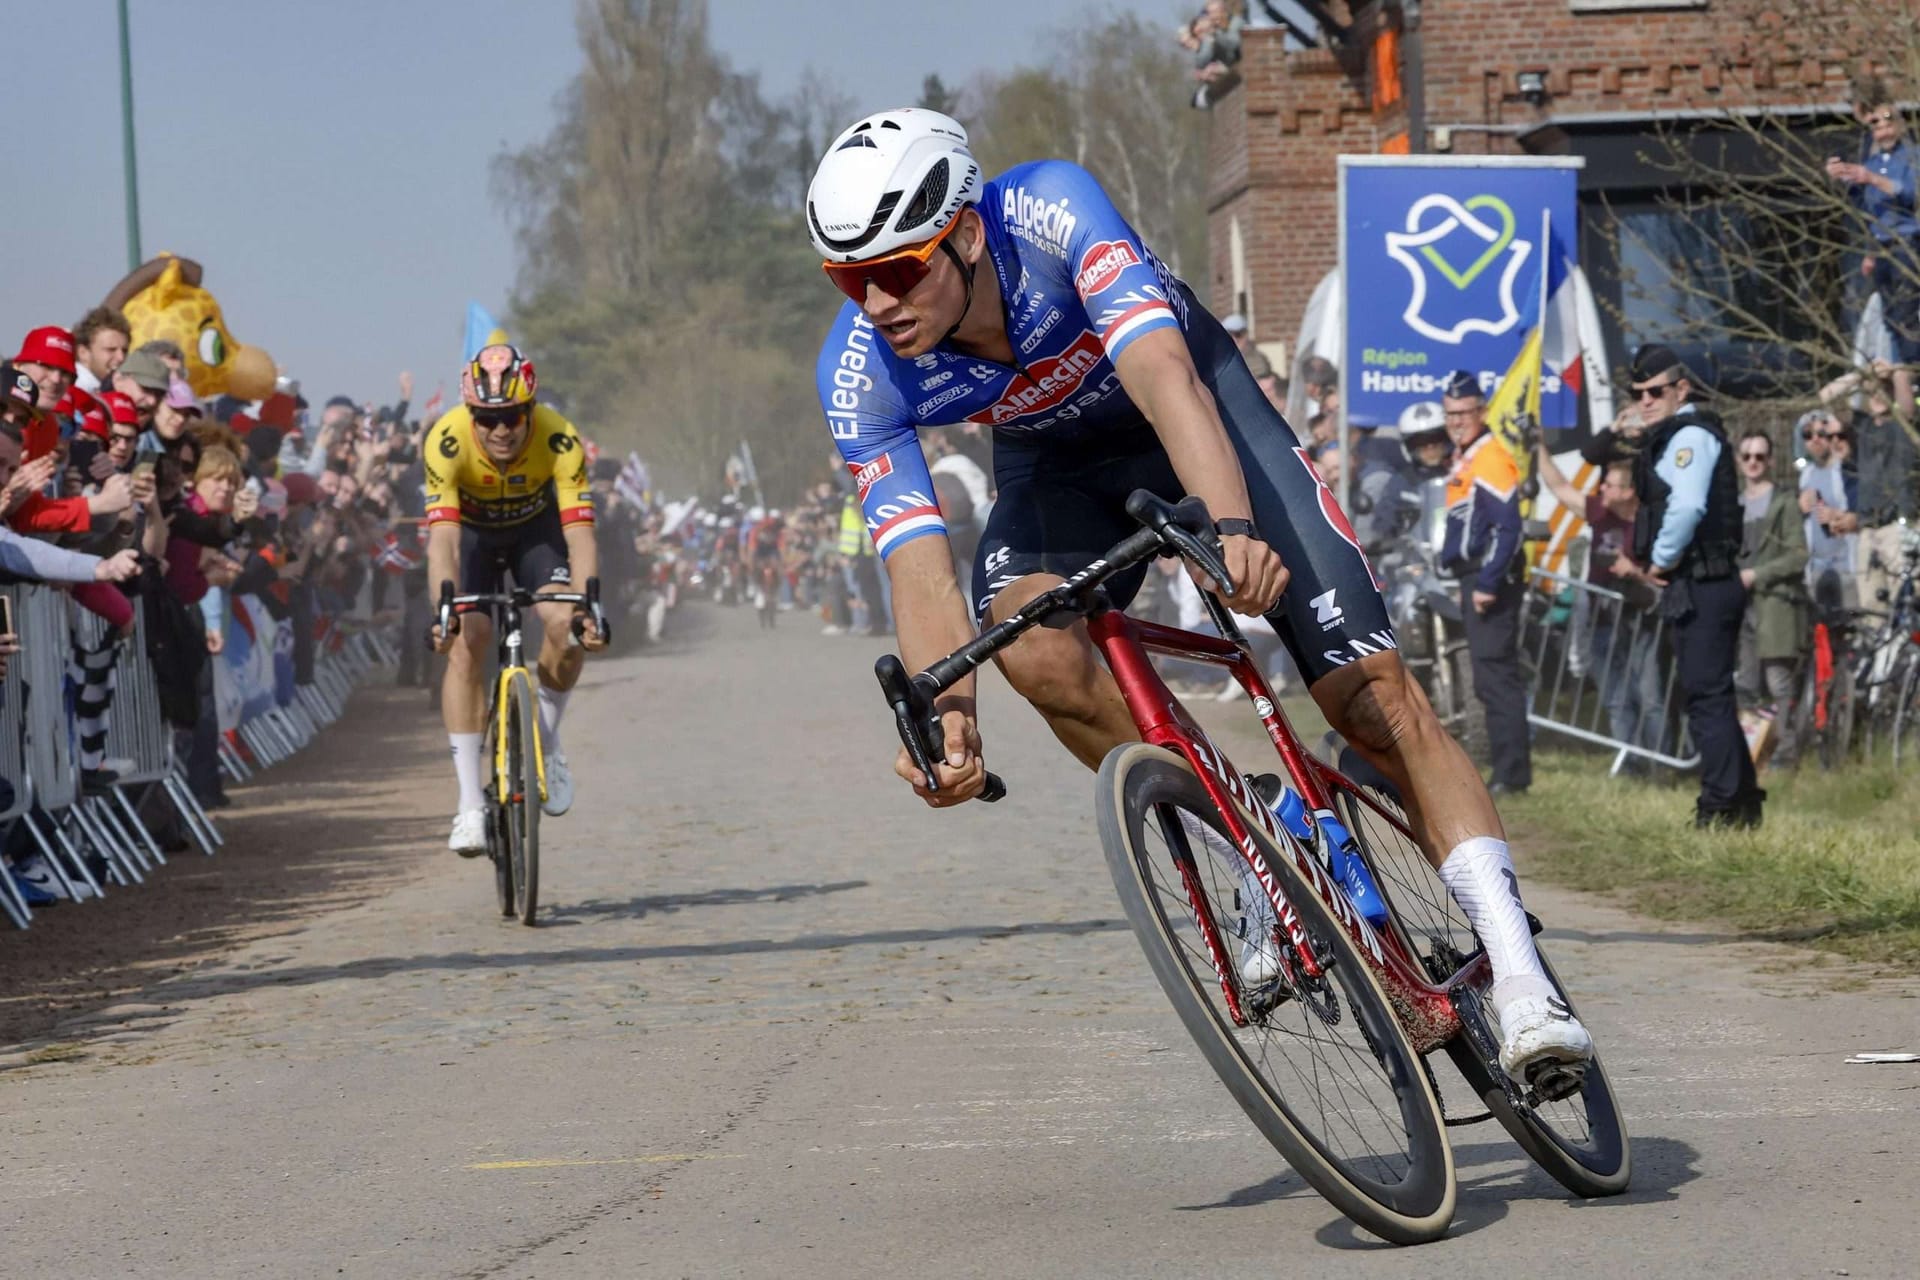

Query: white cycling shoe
<box><xmin>1174</xmin><ymin>812</ymin><xmax>1282</xmax><ymax>985</ymax></box>
<box><xmin>448</xmin><ymin>808</ymin><xmax>487</xmax><ymax>857</ymax></box>
<box><xmin>1491</xmin><ymin>975</ymin><xmax>1594</xmax><ymax>1084</ymax></box>
<box><xmin>541</xmin><ymin>753</ymin><xmax>574</xmax><ymax>817</ymax></box>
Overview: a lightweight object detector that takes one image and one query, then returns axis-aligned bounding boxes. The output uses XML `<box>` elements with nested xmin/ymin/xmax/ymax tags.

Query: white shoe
<box><xmin>821</xmin><ymin>624</ymin><xmax>845</xmax><ymax>636</ymax></box>
<box><xmin>542</xmin><ymin>753</ymin><xmax>573</xmax><ymax>817</ymax></box>
<box><xmin>1491</xmin><ymin>975</ymin><xmax>1594</xmax><ymax>1083</ymax></box>
<box><xmin>1175</xmin><ymin>812</ymin><xmax>1279</xmax><ymax>985</ymax></box>
<box><xmin>448</xmin><ymin>808</ymin><xmax>487</xmax><ymax>857</ymax></box>
<box><xmin>14</xmin><ymin>855</ymin><xmax>73</xmax><ymax>901</ymax></box>
<box><xmin>97</xmin><ymin>756</ymin><xmax>137</xmax><ymax>779</ymax></box>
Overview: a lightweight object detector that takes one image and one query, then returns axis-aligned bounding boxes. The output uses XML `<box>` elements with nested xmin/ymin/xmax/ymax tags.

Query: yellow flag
<box><xmin>1485</xmin><ymin>322</ymin><xmax>1544</xmax><ymax>513</ymax></box>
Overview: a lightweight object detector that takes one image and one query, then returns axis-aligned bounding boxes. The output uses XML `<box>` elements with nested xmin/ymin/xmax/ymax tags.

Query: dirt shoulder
<box><xmin>0</xmin><ymin>682</ymin><xmax>448</xmax><ymax>1050</ymax></box>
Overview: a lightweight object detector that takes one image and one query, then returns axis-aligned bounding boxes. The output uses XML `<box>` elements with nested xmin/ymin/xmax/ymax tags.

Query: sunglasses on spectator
<box><xmin>1814</xmin><ymin>430</ymin><xmax>1845</xmax><ymax>441</ymax></box>
<box><xmin>821</xmin><ymin>217</ymin><xmax>961</xmax><ymax>303</ymax></box>
<box><xmin>473</xmin><ymin>407</ymin><xmax>530</xmax><ymax>431</ymax></box>
<box><xmin>1738</xmin><ymin>449</ymin><xmax>1771</xmax><ymax>461</ymax></box>
<box><xmin>1631</xmin><ymin>379</ymin><xmax>1680</xmax><ymax>401</ymax></box>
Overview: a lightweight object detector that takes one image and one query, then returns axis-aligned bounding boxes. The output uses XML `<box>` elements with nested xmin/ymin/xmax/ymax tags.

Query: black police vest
<box><xmin>1631</xmin><ymin>406</ymin><xmax>1741</xmax><ymax>581</ymax></box>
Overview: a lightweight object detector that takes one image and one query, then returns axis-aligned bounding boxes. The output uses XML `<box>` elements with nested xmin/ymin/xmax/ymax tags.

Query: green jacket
<box><xmin>1738</xmin><ymin>484</ymin><xmax>1808</xmax><ymax>660</ymax></box>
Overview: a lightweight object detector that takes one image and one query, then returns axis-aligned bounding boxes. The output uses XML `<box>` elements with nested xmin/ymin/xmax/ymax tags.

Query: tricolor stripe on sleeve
<box><xmin>870</xmin><ymin>497</ymin><xmax>945</xmax><ymax>559</ymax></box>
<box><xmin>1098</xmin><ymin>300</ymin><xmax>1179</xmax><ymax>360</ymax></box>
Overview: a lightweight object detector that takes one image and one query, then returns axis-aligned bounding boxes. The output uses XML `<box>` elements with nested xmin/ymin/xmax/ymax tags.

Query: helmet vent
<box><xmin>894</xmin><ymin>158</ymin><xmax>949</xmax><ymax>235</ymax></box>
<box><xmin>810</xmin><ymin>191</ymin><xmax>904</xmax><ymax>254</ymax></box>
<box><xmin>836</xmin><ymin>134</ymin><xmax>879</xmax><ymax>151</ymax></box>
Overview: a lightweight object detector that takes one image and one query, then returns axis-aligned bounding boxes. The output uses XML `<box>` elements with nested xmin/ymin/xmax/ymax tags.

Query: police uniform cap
<box><xmin>1441</xmin><ymin>370</ymin><xmax>1482</xmax><ymax>400</ymax></box>
<box><xmin>1630</xmin><ymin>343</ymin><xmax>1685</xmax><ymax>385</ymax></box>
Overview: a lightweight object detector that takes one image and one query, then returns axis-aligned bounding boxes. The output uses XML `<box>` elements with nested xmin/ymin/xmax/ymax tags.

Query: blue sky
<box><xmin>1</xmin><ymin>1</ymin><xmax>1193</xmax><ymax>409</ymax></box>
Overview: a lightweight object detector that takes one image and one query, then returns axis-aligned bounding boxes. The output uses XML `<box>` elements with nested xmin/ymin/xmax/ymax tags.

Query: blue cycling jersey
<box><xmin>817</xmin><ymin>160</ymin><xmax>1189</xmax><ymax>559</ymax></box>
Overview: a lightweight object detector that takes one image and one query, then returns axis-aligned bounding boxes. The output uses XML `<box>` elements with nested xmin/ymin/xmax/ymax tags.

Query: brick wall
<box><xmin>1210</xmin><ymin>0</ymin><xmax>1878</xmax><ymax>371</ymax></box>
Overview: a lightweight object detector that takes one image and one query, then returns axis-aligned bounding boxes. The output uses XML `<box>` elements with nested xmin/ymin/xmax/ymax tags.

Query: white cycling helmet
<box><xmin>807</xmin><ymin>109</ymin><xmax>983</xmax><ymax>263</ymax></box>
<box><xmin>1397</xmin><ymin>400</ymin><xmax>1446</xmax><ymax>442</ymax></box>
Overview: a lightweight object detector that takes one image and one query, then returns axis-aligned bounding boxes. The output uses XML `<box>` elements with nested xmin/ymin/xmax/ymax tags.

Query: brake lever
<box><xmin>433</xmin><ymin>580</ymin><xmax>459</xmax><ymax>648</ymax></box>
<box><xmin>874</xmin><ymin>654</ymin><xmax>1006</xmax><ymax>803</ymax></box>
<box><xmin>1123</xmin><ymin>490</ymin><xmax>1236</xmax><ymax>599</ymax></box>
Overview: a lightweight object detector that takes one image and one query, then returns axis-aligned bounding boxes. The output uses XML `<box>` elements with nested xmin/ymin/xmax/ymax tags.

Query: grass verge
<box><xmin>1502</xmin><ymin>750</ymin><xmax>1920</xmax><ymax>969</ymax></box>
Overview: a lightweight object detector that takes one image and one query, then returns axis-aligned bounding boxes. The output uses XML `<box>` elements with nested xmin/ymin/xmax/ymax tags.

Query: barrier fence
<box><xmin>1517</xmin><ymin>566</ymin><xmax>1700</xmax><ymax>776</ymax></box>
<box><xmin>1</xmin><ymin>585</ymin><xmax>393</xmax><ymax>929</ymax></box>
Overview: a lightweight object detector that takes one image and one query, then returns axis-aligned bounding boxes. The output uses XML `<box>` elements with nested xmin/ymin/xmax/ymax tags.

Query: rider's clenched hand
<box><xmin>1197</xmin><ymin>533</ymin><xmax>1288</xmax><ymax>617</ymax></box>
<box><xmin>577</xmin><ymin>612</ymin><xmax>609</xmax><ymax>652</ymax></box>
<box><xmin>894</xmin><ymin>704</ymin><xmax>987</xmax><ymax>808</ymax></box>
<box><xmin>430</xmin><ymin>619</ymin><xmax>458</xmax><ymax>655</ymax></box>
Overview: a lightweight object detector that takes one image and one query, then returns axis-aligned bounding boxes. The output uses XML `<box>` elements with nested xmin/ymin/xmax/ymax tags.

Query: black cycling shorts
<box><xmin>457</xmin><ymin>503</ymin><xmax>574</xmax><ymax>605</ymax></box>
<box><xmin>971</xmin><ymin>291</ymin><xmax>1396</xmax><ymax>687</ymax></box>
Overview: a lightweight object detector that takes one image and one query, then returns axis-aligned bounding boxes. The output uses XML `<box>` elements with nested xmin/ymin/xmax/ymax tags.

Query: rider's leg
<box><xmin>531</xmin><ymin>595</ymin><xmax>584</xmax><ymax>753</ymax></box>
<box><xmin>987</xmin><ymin>573</ymin><xmax>1139</xmax><ymax>769</ymax></box>
<box><xmin>442</xmin><ymin>611</ymin><xmax>494</xmax><ymax>813</ymax></box>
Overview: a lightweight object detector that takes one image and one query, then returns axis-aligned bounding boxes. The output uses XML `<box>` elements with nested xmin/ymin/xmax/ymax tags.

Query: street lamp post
<box><xmin>117</xmin><ymin>0</ymin><xmax>143</xmax><ymax>271</ymax></box>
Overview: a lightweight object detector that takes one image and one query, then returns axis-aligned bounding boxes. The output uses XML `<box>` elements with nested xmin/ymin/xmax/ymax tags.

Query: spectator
<box><xmin>1438</xmin><ymin>369</ymin><xmax>1530</xmax><ymax>795</ymax></box>
<box><xmin>1220</xmin><ymin>313</ymin><xmax>1273</xmax><ymax>380</ymax></box>
<box><xmin>111</xmin><ymin>349</ymin><xmax>170</xmax><ymax>428</ymax></box>
<box><xmin>1827</xmin><ymin>81</ymin><xmax>1918</xmax><ymax>401</ymax></box>
<box><xmin>1819</xmin><ymin>361</ymin><xmax>1918</xmax><ymax>611</ymax></box>
<box><xmin>1580</xmin><ymin>401</ymin><xmax>1652</xmax><ymax>469</ymax></box>
<box><xmin>71</xmin><ymin>306</ymin><xmax>132</xmax><ymax>395</ymax></box>
<box><xmin>1535</xmin><ymin>446</ymin><xmax>1665</xmax><ymax>757</ymax></box>
<box><xmin>1796</xmin><ymin>408</ymin><xmax>1858</xmax><ymax>607</ymax></box>
<box><xmin>1619</xmin><ymin>344</ymin><xmax>1761</xmax><ymax>829</ymax></box>
<box><xmin>1732</xmin><ymin>427</ymin><xmax>1809</xmax><ymax>771</ymax></box>
<box><xmin>1300</xmin><ymin>354</ymin><xmax>1338</xmax><ymax>420</ymax></box>
<box><xmin>1180</xmin><ymin>0</ymin><xmax>1245</xmax><ymax>108</ymax></box>
<box><xmin>11</xmin><ymin>325</ymin><xmax>78</xmax><ymax>411</ymax></box>
<box><xmin>136</xmin><ymin>338</ymin><xmax>187</xmax><ymax>379</ymax></box>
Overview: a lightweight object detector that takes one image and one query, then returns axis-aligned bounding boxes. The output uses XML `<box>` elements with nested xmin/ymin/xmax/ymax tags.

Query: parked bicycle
<box><xmin>875</xmin><ymin>491</ymin><xmax>1629</xmax><ymax>1245</ymax></box>
<box><xmin>435</xmin><ymin>579</ymin><xmax>605</xmax><ymax>925</ymax></box>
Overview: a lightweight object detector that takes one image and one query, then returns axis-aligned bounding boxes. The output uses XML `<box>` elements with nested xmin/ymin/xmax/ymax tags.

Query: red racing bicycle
<box><xmin>875</xmin><ymin>491</ymin><xmax>1629</xmax><ymax>1244</ymax></box>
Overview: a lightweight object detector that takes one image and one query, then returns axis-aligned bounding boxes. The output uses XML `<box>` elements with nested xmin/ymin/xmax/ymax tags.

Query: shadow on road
<box><xmin>1302</xmin><ymin>1133</ymin><xmax>1701</xmax><ymax>1249</ymax></box>
<box><xmin>0</xmin><ymin>686</ymin><xmax>444</xmax><ymax>1058</ymax></box>
<box><xmin>547</xmin><ymin>880</ymin><xmax>870</xmax><ymax>923</ymax></box>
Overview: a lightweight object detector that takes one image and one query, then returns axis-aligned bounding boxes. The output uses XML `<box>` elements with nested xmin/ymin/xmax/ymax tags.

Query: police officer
<box><xmin>1438</xmin><ymin>370</ymin><xmax>1531</xmax><ymax>795</ymax></box>
<box><xmin>1617</xmin><ymin>345</ymin><xmax>1763</xmax><ymax>828</ymax></box>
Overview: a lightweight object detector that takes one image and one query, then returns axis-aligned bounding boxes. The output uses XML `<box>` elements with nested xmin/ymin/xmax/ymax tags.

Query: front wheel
<box><xmin>502</xmin><ymin>670</ymin><xmax>542</xmax><ymax>925</ymax></box>
<box><xmin>1097</xmin><ymin>744</ymin><xmax>1455</xmax><ymax>1245</ymax></box>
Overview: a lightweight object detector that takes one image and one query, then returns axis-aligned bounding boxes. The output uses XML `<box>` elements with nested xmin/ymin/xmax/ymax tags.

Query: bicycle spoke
<box><xmin>1142</xmin><ymin>806</ymin><xmax>1420</xmax><ymax>1188</ymax></box>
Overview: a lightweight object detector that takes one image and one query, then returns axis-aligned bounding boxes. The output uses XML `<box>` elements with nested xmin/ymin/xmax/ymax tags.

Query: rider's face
<box><xmin>473</xmin><ymin>406</ymin><xmax>531</xmax><ymax>463</ymax></box>
<box><xmin>857</xmin><ymin>212</ymin><xmax>981</xmax><ymax>359</ymax></box>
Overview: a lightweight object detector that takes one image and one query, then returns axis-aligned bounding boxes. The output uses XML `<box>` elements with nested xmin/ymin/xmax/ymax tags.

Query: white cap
<box><xmin>1221</xmin><ymin>313</ymin><xmax>1249</xmax><ymax>334</ymax></box>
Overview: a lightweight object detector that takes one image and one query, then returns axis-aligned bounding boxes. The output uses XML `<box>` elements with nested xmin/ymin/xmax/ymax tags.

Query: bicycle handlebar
<box><xmin>875</xmin><ymin>490</ymin><xmax>1232</xmax><ymax>805</ymax></box>
<box><xmin>432</xmin><ymin>578</ymin><xmax>608</xmax><ymax>647</ymax></box>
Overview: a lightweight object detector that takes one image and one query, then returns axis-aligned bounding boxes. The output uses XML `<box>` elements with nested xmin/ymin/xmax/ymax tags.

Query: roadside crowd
<box><xmin>0</xmin><ymin>304</ymin><xmax>433</xmax><ymax>910</ymax></box>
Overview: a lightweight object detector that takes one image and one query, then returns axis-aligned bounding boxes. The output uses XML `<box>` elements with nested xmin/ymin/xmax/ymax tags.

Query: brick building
<box><xmin>1208</xmin><ymin>0</ymin><xmax>1883</xmax><ymax>391</ymax></box>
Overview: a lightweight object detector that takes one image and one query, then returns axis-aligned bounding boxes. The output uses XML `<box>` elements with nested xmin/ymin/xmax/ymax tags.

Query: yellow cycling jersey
<box><xmin>422</xmin><ymin>403</ymin><xmax>595</xmax><ymax>529</ymax></box>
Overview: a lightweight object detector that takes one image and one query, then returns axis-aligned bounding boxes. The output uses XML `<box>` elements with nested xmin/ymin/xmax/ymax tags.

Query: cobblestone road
<box><xmin>3</xmin><ymin>604</ymin><xmax>1916</xmax><ymax>1277</ymax></box>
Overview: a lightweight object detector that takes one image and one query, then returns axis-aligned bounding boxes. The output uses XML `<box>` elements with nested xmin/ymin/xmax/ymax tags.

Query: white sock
<box><xmin>1437</xmin><ymin>837</ymin><xmax>1550</xmax><ymax>999</ymax></box>
<box><xmin>450</xmin><ymin>733</ymin><xmax>485</xmax><ymax>812</ymax></box>
<box><xmin>537</xmin><ymin>686</ymin><xmax>569</xmax><ymax>755</ymax></box>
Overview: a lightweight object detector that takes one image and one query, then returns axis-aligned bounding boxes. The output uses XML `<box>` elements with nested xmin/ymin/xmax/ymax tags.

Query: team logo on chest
<box><xmin>965</xmin><ymin>330</ymin><xmax>1105</xmax><ymax>426</ymax></box>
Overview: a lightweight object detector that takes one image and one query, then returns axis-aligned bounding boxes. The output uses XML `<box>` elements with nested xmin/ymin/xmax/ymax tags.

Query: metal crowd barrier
<box><xmin>1517</xmin><ymin>566</ymin><xmax>1700</xmax><ymax>775</ymax></box>
<box><xmin>3</xmin><ymin>584</ymin><xmax>393</xmax><ymax>929</ymax></box>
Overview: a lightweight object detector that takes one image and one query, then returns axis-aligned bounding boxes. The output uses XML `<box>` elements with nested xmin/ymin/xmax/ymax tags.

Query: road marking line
<box><xmin>468</xmin><ymin>1153</ymin><xmax>746</xmax><ymax>1170</ymax></box>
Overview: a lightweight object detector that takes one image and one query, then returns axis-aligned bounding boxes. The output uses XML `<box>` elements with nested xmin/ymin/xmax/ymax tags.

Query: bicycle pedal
<box><xmin>1525</xmin><ymin>1058</ymin><xmax>1587</xmax><ymax>1104</ymax></box>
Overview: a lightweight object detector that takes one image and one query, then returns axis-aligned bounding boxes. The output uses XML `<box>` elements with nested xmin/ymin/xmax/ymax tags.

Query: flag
<box><xmin>615</xmin><ymin>452</ymin><xmax>651</xmax><ymax>511</ymax></box>
<box><xmin>421</xmin><ymin>384</ymin><xmax>445</xmax><ymax>421</ymax></box>
<box><xmin>465</xmin><ymin>303</ymin><xmax>510</xmax><ymax>361</ymax></box>
<box><xmin>374</xmin><ymin>531</ymin><xmax>419</xmax><ymax>576</ymax></box>
<box><xmin>1484</xmin><ymin>209</ymin><xmax>1580</xmax><ymax>513</ymax></box>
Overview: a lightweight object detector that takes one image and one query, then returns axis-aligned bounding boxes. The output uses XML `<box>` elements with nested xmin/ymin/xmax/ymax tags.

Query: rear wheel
<box><xmin>503</xmin><ymin>671</ymin><xmax>542</xmax><ymax>925</ymax></box>
<box><xmin>1325</xmin><ymin>774</ymin><xmax>1631</xmax><ymax>1197</ymax></box>
<box><xmin>1894</xmin><ymin>652</ymin><xmax>1920</xmax><ymax>768</ymax></box>
<box><xmin>1097</xmin><ymin>744</ymin><xmax>1455</xmax><ymax>1245</ymax></box>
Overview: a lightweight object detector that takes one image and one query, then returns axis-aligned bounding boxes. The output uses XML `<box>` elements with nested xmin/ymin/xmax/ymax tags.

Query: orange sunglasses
<box><xmin>821</xmin><ymin>217</ymin><xmax>962</xmax><ymax>303</ymax></box>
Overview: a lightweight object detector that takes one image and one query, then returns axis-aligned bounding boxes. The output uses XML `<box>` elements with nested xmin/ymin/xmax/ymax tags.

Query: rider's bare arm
<box><xmin>885</xmin><ymin>534</ymin><xmax>986</xmax><ymax>801</ymax></box>
<box><xmin>1112</xmin><ymin>328</ymin><xmax>1286</xmax><ymax>614</ymax></box>
<box><xmin>427</xmin><ymin>521</ymin><xmax>460</xmax><ymax>646</ymax></box>
<box><xmin>561</xmin><ymin>523</ymin><xmax>599</xmax><ymax>594</ymax></box>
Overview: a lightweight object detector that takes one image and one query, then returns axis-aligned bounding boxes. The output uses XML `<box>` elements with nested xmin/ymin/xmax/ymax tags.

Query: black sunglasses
<box><xmin>1631</xmin><ymin>379</ymin><xmax>1679</xmax><ymax>401</ymax></box>
<box><xmin>473</xmin><ymin>407</ymin><xmax>529</xmax><ymax>431</ymax></box>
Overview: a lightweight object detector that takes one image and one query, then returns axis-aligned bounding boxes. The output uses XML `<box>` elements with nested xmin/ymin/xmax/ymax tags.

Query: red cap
<box><xmin>258</xmin><ymin>391</ymin><xmax>298</xmax><ymax>429</ymax></box>
<box><xmin>55</xmin><ymin>391</ymin><xmax>74</xmax><ymax>416</ymax></box>
<box><xmin>100</xmin><ymin>390</ymin><xmax>141</xmax><ymax>426</ymax></box>
<box><xmin>281</xmin><ymin>472</ymin><xmax>319</xmax><ymax>506</ymax></box>
<box><xmin>13</xmin><ymin>325</ymin><xmax>77</xmax><ymax>375</ymax></box>
<box><xmin>69</xmin><ymin>387</ymin><xmax>109</xmax><ymax>439</ymax></box>
<box><xmin>231</xmin><ymin>411</ymin><xmax>258</xmax><ymax>435</ymax></box>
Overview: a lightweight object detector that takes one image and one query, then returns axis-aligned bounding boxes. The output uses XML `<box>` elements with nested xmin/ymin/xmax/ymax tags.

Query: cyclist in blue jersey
<box><xmin>807</xmin><ymin>109</ymin><xmax>1589</xmax><ymax>1084</ymax></box>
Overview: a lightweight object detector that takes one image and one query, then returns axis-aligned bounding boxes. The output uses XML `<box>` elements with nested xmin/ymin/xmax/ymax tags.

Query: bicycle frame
<box><xmin>1085</xmin><ymin>602</ymin><xmax>1484</xmax><ymax>1053</ymax></box>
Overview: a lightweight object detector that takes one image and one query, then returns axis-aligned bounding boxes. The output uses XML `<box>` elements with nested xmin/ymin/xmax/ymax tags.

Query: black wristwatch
<box><xmin>1214</xmin><ymin>518</ymin><xmax>1259</xmax><ymax>540</ymax></box>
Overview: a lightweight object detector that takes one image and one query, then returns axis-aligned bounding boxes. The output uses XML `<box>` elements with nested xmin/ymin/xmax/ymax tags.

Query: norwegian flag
<box><xmin>615</xmin><ymin>452</ymin><xmax>650</xmax><ymax>511</ymax></box>
<box><xmin>374</xmin><ymin>531</ymin><xmax>420</xmax><ymax>576</ymax></box>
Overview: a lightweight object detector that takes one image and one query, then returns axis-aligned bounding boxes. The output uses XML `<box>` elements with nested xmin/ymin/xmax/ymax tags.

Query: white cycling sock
<box><xmin>450</xmin><ymin>732</ymin><xmax>485</xmax><ymax>812</ymax></box>
<box><xmin>537</xmin><ymin>685</ymin><xmax>569</xmax><ymax>755</ymax></box>
<box><xmin>1437</xmin><ymin>836</ymin><xmax>1550</xmax><ymax>998</ymax></box>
